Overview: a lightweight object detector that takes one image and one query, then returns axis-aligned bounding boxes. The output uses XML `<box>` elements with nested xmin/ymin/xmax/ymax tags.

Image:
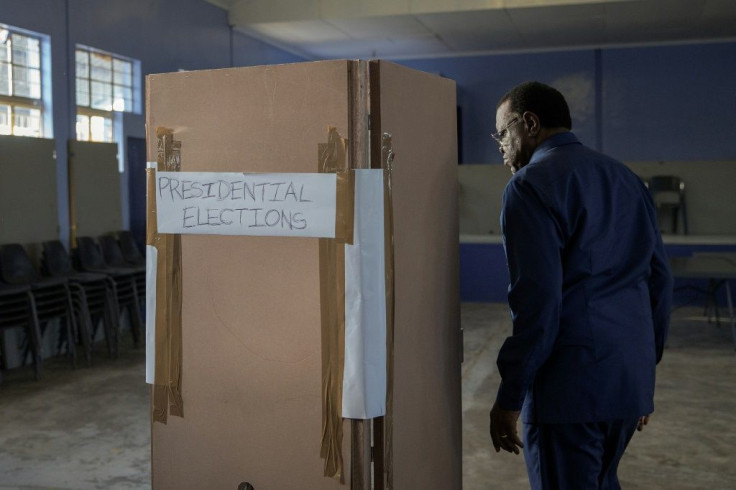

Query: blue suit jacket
<box><xmin>496</xmin><ymin>132</ymin><xmax>673</xmax><ymax>424</ymax></box>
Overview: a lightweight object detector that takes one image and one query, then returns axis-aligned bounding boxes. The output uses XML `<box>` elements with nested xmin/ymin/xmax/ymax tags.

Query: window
<box><xmin>75</xmin><ymin>46</ymin><xmax>136</xmax><ymax>142</ymax></box>
<box><xmin>0</xmin><ymin>28</ymin><xmax>43</xmax><ymax>137</ymax></box>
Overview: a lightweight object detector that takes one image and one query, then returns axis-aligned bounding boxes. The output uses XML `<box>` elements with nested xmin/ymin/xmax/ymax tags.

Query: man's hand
<box><xmin>489</xmin><ymin>401</ymin><xmax>523</xmax><ymax>454</ymax></box>
<box><xmin>637</xmin><ymin>415</ymin><xmax>650</xmax><ymax>431</ymax></box>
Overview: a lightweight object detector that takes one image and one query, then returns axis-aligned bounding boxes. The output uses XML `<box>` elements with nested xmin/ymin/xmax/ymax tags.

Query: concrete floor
<box><xmin>0</xmin><ymin>304</ymin><xmax>734</xmax><ymax>489</ymax></box>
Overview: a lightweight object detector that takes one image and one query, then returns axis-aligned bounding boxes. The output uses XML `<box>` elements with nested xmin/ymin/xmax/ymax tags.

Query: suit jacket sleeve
<box><xmin>644</xmin><ymin>192</ymin><xmax>673</xmax><ymax>364</ymax></box>
<box><xmin>496</xmin><ymin>178</ymin><xmax>564</xmax><ymax>411</ymax></box>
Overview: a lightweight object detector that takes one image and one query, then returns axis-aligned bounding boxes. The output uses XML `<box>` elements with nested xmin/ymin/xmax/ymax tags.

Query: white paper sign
<box><xmin>342</xmin><ymin>169</ymin><xmax>387</xmax><ymax>419</ymax></box>
<box><xmin>155</xmin><ymin>171</ymin><xmax>337</xmax><ymax>238</ymax></box>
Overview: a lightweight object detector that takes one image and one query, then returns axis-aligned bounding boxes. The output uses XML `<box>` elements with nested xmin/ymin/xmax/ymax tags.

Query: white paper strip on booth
<box><xmin>342</xmin><ymin>169</ymin><xmax>387</xmax><ymax>419</ymax></box>
<box><xmin>145</xmin><ymin>244</ymin><xmax>157</xmax><ymax>384</ymax></box>
<box><xmin>155</xmin><ymin>171</ymin><xmax>338</xmax><ymax>238</ymax></box>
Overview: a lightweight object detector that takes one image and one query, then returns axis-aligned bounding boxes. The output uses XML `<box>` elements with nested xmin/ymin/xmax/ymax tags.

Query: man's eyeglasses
<box><xmin>491</xmin><ymin>117</ymin><xmax>522</xmax><ymax>145</ymax></box>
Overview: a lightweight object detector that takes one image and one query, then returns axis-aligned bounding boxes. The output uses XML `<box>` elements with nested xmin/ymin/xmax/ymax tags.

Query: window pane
<box><xmin>76</xmin><ymin>77</ymin><xmax>90</xmax><ymax>106</ymax></box>
<box><xmin>13</xmin><ymin>106</ymin><xmax>41</xmax><ymax>137</ymax></box>
<box><xmin>75</xmin><ymin>50</ymin><xmax>89</xmax><ymax>78</ymax></box>
<box><xmin>0</xmin><ymin>31</ymin><xmax>9</xmax><ymax>63</ymax></box>
<box><xmin>90</xmin><ymin>80</ymin><xmax>112</xmax><ymax>110</ymax></box>
<box><xmin>90</xmin><ymin>52</ymin><xmax>112</xmax><ymax>82</ymax></box>
<box><xmin>29</xmin><ymin>68</ymin><xmax>41</xmax><ymax>99</ymax></box>
<box><xmin>90</xmin><ymin>115</ymin><xmax>112</xmax><ymax>142</ymax></box>
<box><xmin>113</xmin><ymin>58</ymin><xmax>131</xmax><ymax>86</ymax></box>
<box><xmin>76</xmin><ymin>48</ymin><xmax>138</xmax><ymax>115</ymax></box>
<box><xmin>11</xmin><ymin>34</ymin><xmax>40</xmax><ymax>69</ymax></box>
<box><xmin>12</xmin><ymin>66</ymin><xmax>41</xmax><ymax>99</ymax></box>
<box><xmin>0</xmin><ymin>62</ymin><xmax>9</xmax><ymax>95</ymax></box>
<box><xmin>12</xmin><ymin>65</ymin><xmax>31</xmax><ymax>97</ymax></box>
<box><xmin>76</xmin><ymin>114</ymin><xmax>90</xmax><ymax>141</ymax></box>
<box><xmin>0</xmin><ymin>104</ymin><xmax>11</xmax><ymax>135</ymax></box>
<box><xmin>113</xmin><ymin>85</ymin><xmax>132</xmax><ymax>112</ymax></box>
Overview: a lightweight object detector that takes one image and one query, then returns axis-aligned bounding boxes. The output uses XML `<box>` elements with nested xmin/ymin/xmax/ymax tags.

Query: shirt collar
<box><xmin>528</xmin><ymin>131</ymin><xmax>580</xmax><ymax>165</ymax></box>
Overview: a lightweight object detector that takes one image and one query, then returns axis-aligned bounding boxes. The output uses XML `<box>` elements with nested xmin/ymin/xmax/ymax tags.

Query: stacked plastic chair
<box><xmin>0</xmin><ymin>281</ymin><xmax>43</xmax><ymax>382</ymax></box>
<box><xmin>118</xmin><ymin>230</ymin><xmax>145</xmax><ymax>266</ymax></box>
<box><xmin>99</xmin><ymin>234</ymin><xmax>146</xmax><ymax>307</ymax></box>
<box><xmin>42</xmin><ymin>240</ymin><xmax>119</xmax><ymax>359</ymax></box>
<box><xmin>74</xmin><ymin>236</ymin><xmax>143</xmax><ymax>349</ymax></box>
<box><xmin>0</xmin><ymin>244</ymin><xmax>79</xmax><ymax>368</ymax></box>
<box><xmin>647</xmin><ymin>175</ymin><xmax>688</xmax><ymax>234</ymax></box>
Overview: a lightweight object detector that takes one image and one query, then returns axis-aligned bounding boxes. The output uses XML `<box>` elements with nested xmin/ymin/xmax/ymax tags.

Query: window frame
<box><xmin>75</xmin><ymin>46</ymin><xmax>134</xmax><ymax>115</ymax></box>
<box><xmin>75</xmin><ymin>45</ymin><xmax>138</xmax><ymax>144</ymax></box>
<box><xmin>75</xmin><ymin>106</ymin><xmax>114</xmax><ymax>143</ymax></box>
<box><xmin>0</xmin><ymin>27</ymin><xmax>45</xmax><ymax>137</ymax></box>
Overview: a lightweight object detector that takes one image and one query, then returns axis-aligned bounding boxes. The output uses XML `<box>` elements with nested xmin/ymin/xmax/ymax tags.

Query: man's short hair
<box><xmin>498</xmin><ymin>81</ymin><xmax>572</xmax><ymax>130</ymax></box>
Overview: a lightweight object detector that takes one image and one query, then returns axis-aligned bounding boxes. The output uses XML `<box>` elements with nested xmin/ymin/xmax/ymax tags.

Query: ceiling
<box><xmin>205</xmin><ymin>0</ymin><xmax>736</xmax><ymax>60</ymax></box>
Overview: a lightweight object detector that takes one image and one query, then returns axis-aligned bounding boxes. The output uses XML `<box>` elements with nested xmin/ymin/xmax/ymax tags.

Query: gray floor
<box><xmin>0</xmin><ymin>304</ymin><xmax>734</xmax><ymax>489</ymax></box>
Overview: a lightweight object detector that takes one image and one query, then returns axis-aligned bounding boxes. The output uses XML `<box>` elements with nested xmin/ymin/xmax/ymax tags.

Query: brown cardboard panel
<box><xmin>377</xmin><ymin>61</ymin><xmax>462</xmax><ymax>489</ymax></box>
<box><xmin>147</xmin><ymin>61</ymin><xmax>351</xmax><ymax>489</ymax></box>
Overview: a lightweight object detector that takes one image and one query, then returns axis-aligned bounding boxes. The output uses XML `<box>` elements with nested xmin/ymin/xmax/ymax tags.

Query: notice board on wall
<box><xmin>0</xmin><ymin>135</ymin><xmax>58</xmax><ymax>246</ymax></box>
<box><xmin>68</xmin><ymin>140</ymin><xmax>121</xmax><ymax>242</ymax></box>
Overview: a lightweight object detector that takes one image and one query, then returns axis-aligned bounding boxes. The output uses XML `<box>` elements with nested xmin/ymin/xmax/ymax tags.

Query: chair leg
<box><xmin>713</xmin><ymin>280</ymin><xmax>722</xmax><ymax>327</ymax></box>
<box><xmin>105</xmin><ymin>278</ymin><xmax>122</xmax><ymax>358</ymax></box>
<box><xmin>102</xmin><ymin>292</ymin><xmax>118</xmax><ymax>358</ymax></box>
<box><xmin>26</xmin><ymin>292</ymin><xmax>43</xmax><ymax>380</ymax></box>
<box><xmin>0</xmin><ymin>332</ymin><xmax>5</xmax><ymax>384</ymax></box>
<box><xmin>671</xmin><ymin>209</ymin><xmax>678</xmax><ymax>234</ymax></box>
<box><xmin>62</xmin><ymin>287</ymin><xmax>78</xmax><ymax>369</ymax></box>
<box><xmin>705</xmin><ymin>279</ymin><xmax>722</xmax><ymax>326</ymax></box>
<box><xmin>128</xmin><ymin>279</ymin><xmax>143</xmax><ymax>348</ymax></box>
<box><xmin>71</xmin><ymin>285</ymin><xmax>93</xmax><ymax>366</ymax></box>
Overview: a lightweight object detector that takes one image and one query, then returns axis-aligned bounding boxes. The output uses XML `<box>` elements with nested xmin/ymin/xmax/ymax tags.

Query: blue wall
<box><xmin>397</xmin><ymin>41</ymin><xmax>736</xmax><ymax>305</ymax></box>
<box><xmin>397</xmin><ymin>41</ymin><xmax>736</xmax><ymax>164</ymax></box>
<box><xmin>601</xmin><ymin>43</ymin><xmax>736</xmax><ymax>162</ymax></box>
<box><xmin>3</xmin><ymin>1</ymin><xmax>736</xmax><ymax>309</ymax></box>
<box><xmin>0</xmin><ymin>0</ymin><xmax>305</xmax><ymax>245</ymax></box>
<box><xmin>398</xmin><ymin>50</ymin><xmax>598</xmax><ymax>163</ymax></box>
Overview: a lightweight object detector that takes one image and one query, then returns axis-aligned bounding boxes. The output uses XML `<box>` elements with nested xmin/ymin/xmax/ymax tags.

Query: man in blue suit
<box><xmin>488</xmin><ymin>81</ymin><xmax>673</xmax><ymax>489</ymax></box>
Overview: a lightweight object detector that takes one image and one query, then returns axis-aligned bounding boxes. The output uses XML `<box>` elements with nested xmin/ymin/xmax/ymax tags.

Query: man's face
<box><xmin>495</xmin><ymin>101</ymin><xmax>532</xmax><ymax>175</ymax></box>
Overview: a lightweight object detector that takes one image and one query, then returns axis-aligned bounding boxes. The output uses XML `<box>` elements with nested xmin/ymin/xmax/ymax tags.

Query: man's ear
<box><xmin>522</xmin><ymin>111</ymin><xmax>540</xmax><ymax>136</ymax></box>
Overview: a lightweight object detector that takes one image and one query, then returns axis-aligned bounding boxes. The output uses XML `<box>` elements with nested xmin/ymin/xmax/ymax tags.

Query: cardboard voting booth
<box><xmin>146</xmin><ymin>60</ymin><xmax>461</xmax><ymax>489</ymax></box>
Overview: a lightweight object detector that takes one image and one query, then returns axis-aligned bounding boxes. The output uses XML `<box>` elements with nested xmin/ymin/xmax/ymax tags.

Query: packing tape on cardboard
<box><xmin>382</xmin><ymin>132</ymin><xmax>396</xmax><ymax>488</ymax></box>
<box><xmin>147</xmin><ymin>127</ymin><xmax>184</xmax><ymax>424</ymax></box>
<box><xmin>318</xmin><ymin>126</ymin><xmax>351</xmax><ymax>482</ymax></box>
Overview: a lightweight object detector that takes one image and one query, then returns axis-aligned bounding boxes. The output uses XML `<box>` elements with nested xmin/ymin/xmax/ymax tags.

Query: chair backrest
<box><xmin>647</xmin><ymin>175</ymin><xmax>687</xmax><ymax>234</ymax></box>
<box><xmin>98</xmin><ymin>235</ymin><xmax>127</xmax><ymax>267</ymax></box>
<box><xmin>0</xmin><ymin>244</ymin><xmax>40</xmax><ymax>285</ymax></box>
<box><xmin>648</xmin><ymin>175</ymin><xmax>684</xmax><ymax>195</ymax></box>
<box><xmin>75</xmin><ymin>236</ymin><xmax>107</xmax><ymax>271</ymax></box>
<box><xmin>42</xmin><ymin>240</ymin><xmax>74</xmax><ymax>277</ymax></box>
<box><xmin>118</xmin><ymin>230</ymin><xmax>144</xmax><ymax>264</ymax></box>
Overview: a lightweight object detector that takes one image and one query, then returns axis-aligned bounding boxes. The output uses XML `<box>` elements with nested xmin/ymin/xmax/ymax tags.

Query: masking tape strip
<box><xmin>335</xmin><ymin>171</ymin><xmax>355</xmax><ymax>245</ymax></box>
<box><xmin>318</xmin><ymin>126</ymin><xmax>349</xmax><ymax>482</ymax></box>
<box><xmin>382</xmin><ymin>132</ymin><xmax>396</xmax><ymax>489</ymax></box>
<box><xmin>148</xmin><ymin>127</ymin><xmax>184</xmax><ymax>424</ymax></box>
<box><xmin>162</xmin><ymin>127</ymin><xmax>184</xmax><ymax>420</ymax></box>
<box><xmin>167</xmin><ymin>212</ymin><xmax>184</xmax><ymax>418</ymax></box>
